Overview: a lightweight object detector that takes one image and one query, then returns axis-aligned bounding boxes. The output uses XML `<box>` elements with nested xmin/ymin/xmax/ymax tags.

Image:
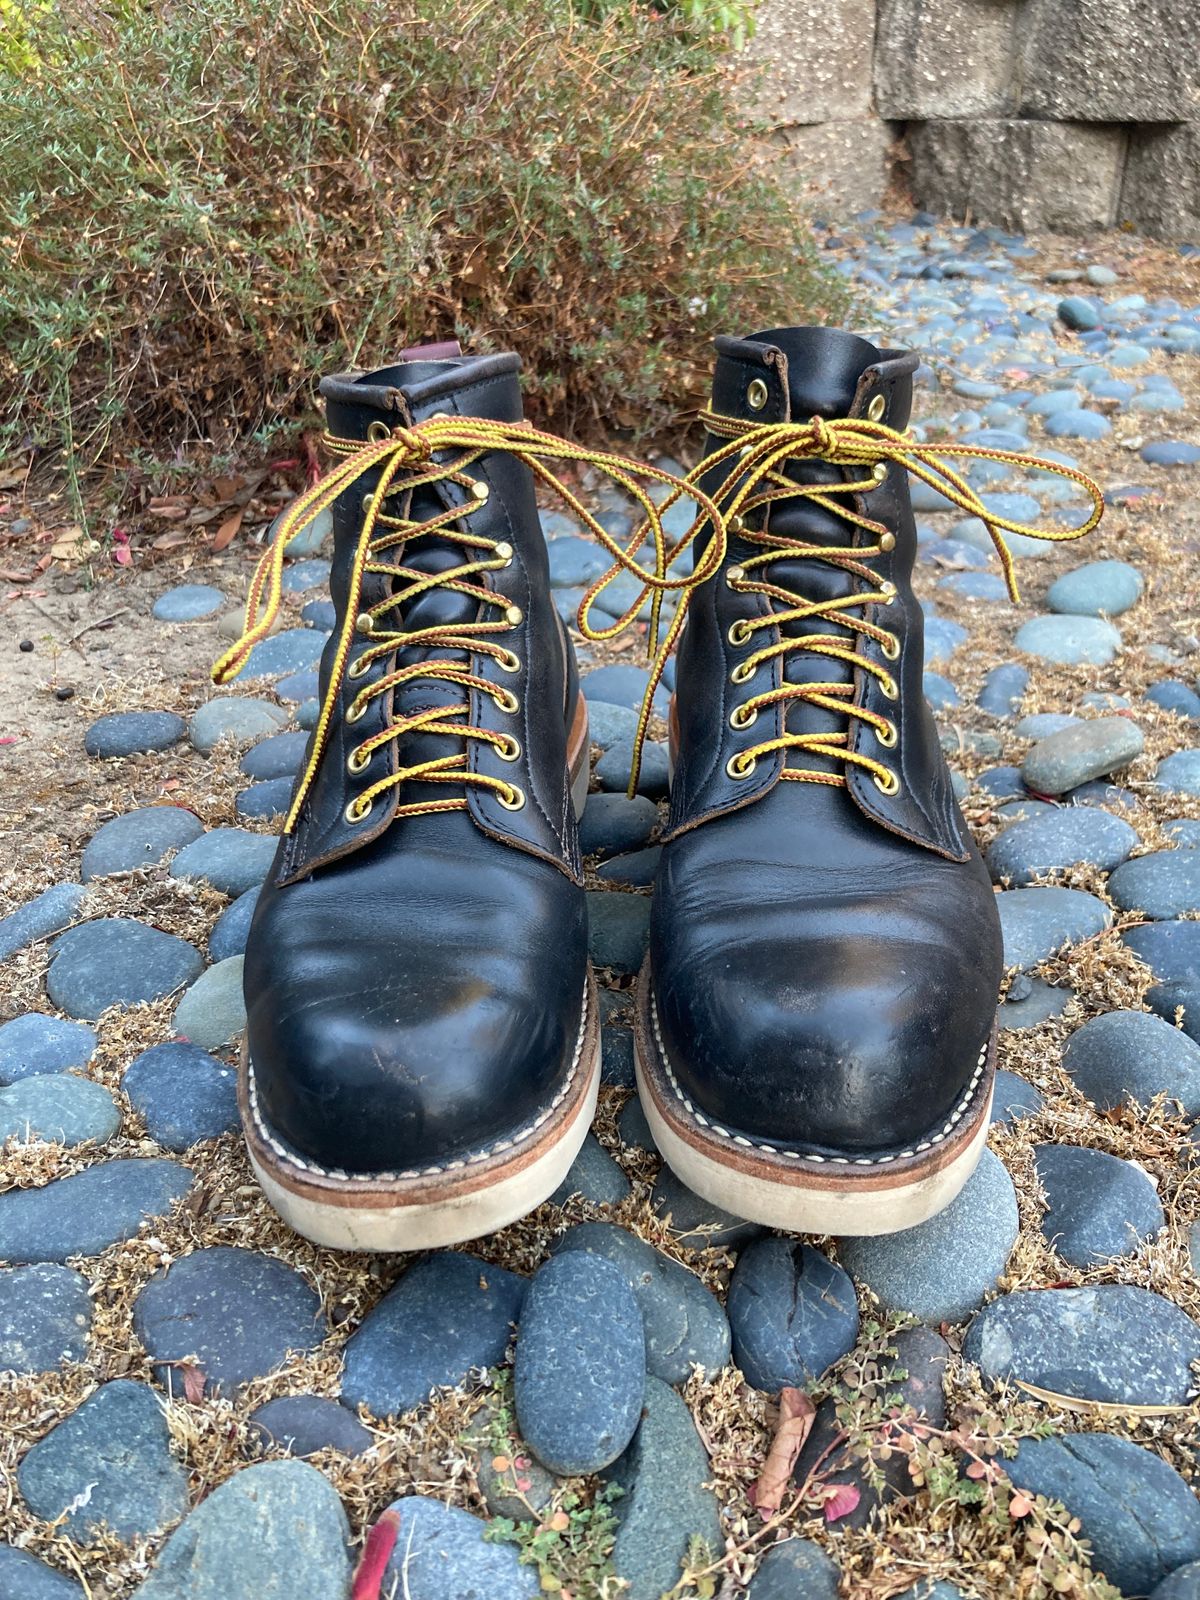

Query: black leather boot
<box><xmin>214</xmin><ymin>347</ymin><xmax>602</xmax><ymax>1250</ymax></box>
<box><xmin>627</xmin><ymin>326</ymin><xmax>1101</xmax><ymax>1235</ymax></box>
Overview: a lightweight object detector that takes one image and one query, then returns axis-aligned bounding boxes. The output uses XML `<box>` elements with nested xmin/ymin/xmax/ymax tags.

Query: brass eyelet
<box><xmin>497</xmin><ymin>736</ymin><xmax>521</xmax><ymax>762</ymax></box>
<box><xmin>361</xmin><ymin>492</ymin><xmax>374</xmax><ymax>514</ymax></box>
<box><xmin>871</xmin><ymin>462</ymin><xmax>888</xmax><ymax>484</ymax></box>
<box><xmin>428</xmin><ymin>410</ymin><xmax>450</xmax><ymax>420</ymax></box>
<box><xmin>873</xmin><ymin>769</ymin><xmax>900</xmax><ymax>796</ymax></box>
<box><xmin>867</xmin><ymin>394</ymin><xmax>887</xmax><ymax>422</ymax></box>
<box><xmin>345</xmin><ymin>796</ymin><xmax>373</xmax><ymax>824</ymax></box>
<box><xmin>730</xmin><ymin>661</ymin><xmax>756</xmax><ymax>686</ymax></box>
<box><xmin>729</xmin><ymin>704</ymin><xmax>758</xmax><ymax>730</ymax></box>
<box><xmin>726</xmin><ymin>565</ymin><xmax>744</xmax><ymax>587</ymax></box>
<box><xmin>497</xmin><ymin>649</ymin><xmax>522</xmax><ymax>674</ymax></box>
<box><xmin>495</xmin><ymin>688</ymin><xmax>520</xmax><ymax>715</ymax></box>
<box><xmin>347</xmin><ymin>748</ymin><xmax>370</xmax><ymax>775</ymax></box>
<box><xmin>875</xmin><ymin>719</ymin><xmax>897</xmax><ymax>749</ymax></box>
<box><xmin>728</xmin><ymin>514</ymin><xmax>746</xmax><ymax>535</ymax></box>
<box><xmin>504</xmin><ymin>604</ymin><xmax>523</xmax><ymax>627</ymax></box>
<box><xmin>345</xmin><ymin>699</ymin><xmax>367</xmax><ymax>724</ymax></box>
<box><xmin>347</xmin><ymin>655</ymin><xmax>371</xmax><ymax>680</ymax></box>
<box><xmin>494</xmin><ymin>541</ymin><xmax>514</xmax><ymax>564</ymax></box>
<box><xmin>881</xmin><ymin>632</ymin><xmax>901</xmax><ymax>661</ymax></box>
<box><xmin>727</xmin><ymin>619</ymin><xmax>752</xmax><ymax>647</ymax></box>
<box><xmin>367</xmin><ymin>420</ymin><xmax>392</xmax><ymax>443</ymax></box>
<box><xmin>498</xmin><ymin>785</ymin><xmax>526</xmax><ymax>811</ymax></box>
<box><xmin>470</xmin><ymin>480</ymin><xmax>490</xmax><ymax>503</ymax></box>
<box><xmin>355</xmin><ymin>611</ymin><xmax>375</xmax><ymax>636</ymax></box>
<box><xmin>726</xmin><ymin>752</ymin><xmax>757</xmax><ymax>781</ymax></box>
<box><xmin>880</xmin><ymin>673</ymin><xmax>899</xmax><ymax>701</ymax></box>
<box><xmin>747</xmin><ymin>378</ymin><xmax>769</xmax><ymax>411</ymax></box>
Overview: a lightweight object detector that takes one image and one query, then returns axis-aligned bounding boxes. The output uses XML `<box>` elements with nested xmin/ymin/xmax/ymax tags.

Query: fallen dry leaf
<box><xmin>749</xmin><ymin>1387</ymin><xmax>815</xmax><ymax>1518</ymax></box>
<box><xmin>822</xmin><ymin>1481</ymin><xmax>861</xmax><ymax>1523</ymax></box>
<box><xmin>352</xmin><ymin>1507</ymin><xmax>401</xmax><ymax>1600</ymax></box>
<box><xmin>179</xmin><ymin>1363</ymin><xmax>206</xmax><ymax>1404</ymax></box>
<box><xmin>212</xmin><ymin>506</ymin><xmax>245</xmax><ymax>551</ymax></box>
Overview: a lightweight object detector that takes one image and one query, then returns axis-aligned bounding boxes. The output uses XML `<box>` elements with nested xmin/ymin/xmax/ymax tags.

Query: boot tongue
<box><xmin>746</xmin><ymin>327</ymin><xmax>882</xmax><ymax>420</ymax></box>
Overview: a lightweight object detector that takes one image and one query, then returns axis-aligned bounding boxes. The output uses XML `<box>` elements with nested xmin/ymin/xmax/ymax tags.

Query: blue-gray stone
<box><xmin>1046</xmin><ymin>559</ymin><xmax>1144</xmax><ymax>617</ymax></box>
<box><xmin>965</xmin><ymin>1285</ymin><xmax>1200</xmax><ymax>1406</ymax></box>
<box><xmin>1042</xmin><ymin>409</ymin><xmax>1111</xmax><ymax>440</ymax></box>
<box><xmin>134</xmin><ymin>1246</ymin><xmax>324</xmax><ymax>1397</ymax></box>
<box><xmin>1154</xmin><ymin>1563</ymin><xmax>1200</xmax><ymax>1600</ymax></box>
<box><xmin>550</xmin><ymin>1133</ymin><xmax>631</xmax><ymax>1207</ymax></box>
<box><xmin>1148</xmin><ymin>680</ymin><xmax>1200</xmax><ymax>720</ymax></box>
<box><xmin>235</xmin><ymin>778</ymin><xmax>292</xmax><ymax>820</ymax></box>
<box><xmin>583</xmin><ymin>664</ymin><xmax>668</xmax><ymax>717</ymax></box>
<box><xmin>1165</xmin><ymin>819</ymin><xmax>1200</xmax><ymax>847</ymax></box>
<box><xmin>173</xmin><ymin>956</ymin><xmax>247</xmax><ymax>1051</ymax></box>
<box><xmin>134</xmin><ymin>1459</ymin><xmax>352</xmax><ymax>1600</ymax></box>
<box><xmin>239</xmin><ymin>730</ymin><xmax>309</xmax><ymax>781</ymax></box>
<box><xmin>293</xmin><ymin>697</ymin><xmax>319</xmax><ymax>730</ymax></box>
<box><xmin>1014</xmin><ymin>614</ymin><xmax>1121</xmax><ymax>666</ymax></box>
<box><xmin>986</xmin><ymin>807</ymin><xmax>1138</xmax><ymax>884</ymax></box>
<box><xmin>602</xmin><ymin>1024</ymin><xmax>636</xmax><ymax>1088</ymax></box>
<box><xmin>989</xmin><ymin>1068</ymin><xmax>1044</xmax><ymax>1125</ymax></box>
<box><xmin>923</xmin><ymin>671</ymin><xmax>959</xmax><ymax>710</ymax></box>
<box><xmin>553</xmin><ymin>1220</ymin><xmax>730</xmax><ymax>1382</ymax></box>
<box><xmin>1155</xmin><ymin>750</ymin><xmax>1200</xmax><ymax>796</ymax></box>
<box><xmin>995</xmin><ymin>886</ymin><xmax>1111</xmax><ymax>971</ymax></box>
<box><xmin>18</xmin><ymin>1380</ymin><xmax>190</xmax><ymax>1540</ymax></box>
<box><xmin>1007</xmin><ymin>1435</ymin><xmax>1200</xmax><ymax>1598</ymax></box>
<box><xmin>617</xmin><ymin>1092</ymin><xmax>655</xmax><ymax>1152</ymax></box>
<box><xmin>280</xmin><ymin>558</ymin><xmax>331</xmax><ymax>594</ymax></box>
<box><xmin>0</xmin><ymin>883</ymin><xmax>87</xmax><ymax>962</ymax></box>
<box><xmin>377</xmin><ymin>1497</ymin><xmax>537</xmax><ymax>1600</ymax></box>
<box><xmin>85</xmin><ymin>711</ymin><xmax>187</xmax><ymax>758</ymax></box>
<box><xmin>605</xmin><ymin>1377</ymin><xmax>723</xmax><ymax>1600</ymax></box>
<box><xmin>81</xmin><ymin>806</ymin><xmax>204</xmax><ymax>881</ymax></box>
<box><xmin>999</xmin><ymin>975</ymin><xmax>1073</xmax><ymax>1030</ymax></box>
<box><xmin>1110</xmin><ymin>849</ymin><xmax>1200</xmax><ymax>919</ymax></box>
<box><xmin>1014</xmin><ymin>712</ymin><xmax>1080</xmax><ymax>738</ymax></box>
<box><xmin>169</xmin><ymin>828</ymin><xmax>276</xmax><ymax>896</ymax></box>
<box><xmin>0</xmin><ymin>1014</ymin><xmax>97</xmax><ymax>1084</ymax></box>
<box><xmin>1142</xmin><ymin>440</ymin><xmax>1200</xmax><ymax>466</ymax></box>
<box><xmin>0</xmin><ymin>1547</ymin><xmax>85</xmax><ymax>1598</ymax></box>
<box><xmin>728</xmin><ymin>1239</ymin><xmax>858</xmax><ymax>1391</ymax></box>
<box><xmin>1034</xmin><ymin>1143</ymin><xmax>1163</xmax><ymax>1267</ymax></box>
<box><xmin>1124</xmin><ymin>919</ymin><xmax>1200</xmax><ymax>985</ymax></box>
<box><xmin>1058</xmin><ymin>297</ymin><xmax>1101</xmax><ymax>330</ymax></box>
<box><xmin>976</xmin><ymin>765</ymin><xmax>1026</xmax><ymax>800</ymax></box>
<box><xmin>586</xmin><ymin>891</ymin><xmax>650</xmax><ymax>975</ymax></box>
<box><xmin>0</xmin><ymin>1157</ymin><xmax>191</xmax><ymax>1263</ymax></box>
<box><xmin>1108</xmin><ymin>342</ymin><xmax>1153</xmax><ymax>368</ymax></box>
<box><xmin>595</xmin><ymin>739</ymin><xmax>669</xmax><ymax>799</ymax></box>
<box><xmin>652</xmin><ymin>1165</ymin><xmax>764</xmax><ymax>1251</ymax></box>
<box><xmin>0</xmin><ymin>1074</ymin><xmax>120</xmax><ymax>1147</ymax></box>
<box><xmin>923</xmin><ymin>615</ymin><xmax>967</xmax><ymax>665</ymax></box>
<box><xmin>152</xmin><ymin>584</ymin><xmax>224</xmax><ymax>622</ymax></box>
<box><xmin>274</xmin><ymin>669</ymin><xmax>319</xmax><ymax>704</ymax></box>
<box><xmin>746</xmin><ymin>1539</ymin><xmax>840</xmax><ymax>1600</ymax></box>
<box><xmin>515</xmin><ymin>1253</ymin><xmax>645</xmax><ymax>1474</ymax></box>
<box><xmin>840</xmin><ymin>1150</ymin><xmax>1018</xmax><ymax>1324</ymax></box>
<box><xmin>46</xmin><ymin>919</ymin><xmax>203</xmax><ymax>1020</ymax></box>
<box><xmin>189</xmin><ymin>697</ymin><xmax>286</xmax><ymax>753</ymax></box>
<box><xmin>1026</xmin><ymin>389</ymin><xmax>1082</xmax><ymax>417</ymax></box>
<box><xmin>341</xmin><ymin>1252</ymin><xmax>526</xmax><ymax>1417</ymax></box>
<box><xmin>123</xmin><ymin>1041</ymin><xmax>238</xmax><ymax>1151</ymax></box>
<box><xmin>0</xmin><ymin>1264</ymin><xmax>92</xmax><ymax>1373</ymax></box>
<box><xmin>1062</xmin><ymin>1009</ymin><xmax>1200</xmax><ymax>1117</ymax></box>
<box><xmin>937</xmin><ymin>571</ymin><xmax>1008</xmax><ymax>601</ymax></box>
<box><xmin>977</xmin><ymin>662</ymin><xmax>1028</xmax><ymax>716</ymax></box>
<box><xmin>596</xmin><ymin>848</ymin><xmax>660</xmax><ymax>888</ymax></box>
<box><xmin>585</xmin><ymin>701</ymin><xmax>641</xmax><ymax>752</ymax></box>
<box><xmin>208</xmin><ymin>888</ymin><xmax>260</xmax><ymax>962</ymax></box>
<box><xmin>248</xmin><ymin>1395</ymin><xmax>371</xmax><ymax>1458</ymax></box>
<box><xmin>278</xmin><ymin>503</ymin><xmax>332</xmax><ymax>555</ymax></box>
<box><xmin>578</xmin><ymin>793</ymin><xmax>658</xmax><ymax>858</ymax></box>
<box><xmin>300</xmin><ymin>598</ymin><xmax>336</xmax><ymax>631</ymax></box>
<box><xmin>1021</xmin><ymin>716</ymin><xmax>1143</xmax><ymax>795</ymax></box>
<box><xmin>241</xmin><ymin>628</ymin><xmax>325</xmax><ymax>680</ymax></box>
<box><xmin>548</xmin><ymin>536</ymin><xmax>610</xmax><ymax>588</ymax></box>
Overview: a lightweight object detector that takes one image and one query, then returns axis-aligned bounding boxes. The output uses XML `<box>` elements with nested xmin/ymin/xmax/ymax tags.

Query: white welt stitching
<box><xmin>649</xmin><ymin>994</ymin><xmax>988</xmax><ymax>1168</ymax></box>
<box><xmin>249</xmin><ymin>977</ymin><xmax>592</xmax><ymax>1184</ymax></box>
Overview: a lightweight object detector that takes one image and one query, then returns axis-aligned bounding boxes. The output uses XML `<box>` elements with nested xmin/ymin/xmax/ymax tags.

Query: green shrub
<box><xmin>0</xmin><ymin>0</ymin><xmax>848</xmax><ymax>469</ymax></box>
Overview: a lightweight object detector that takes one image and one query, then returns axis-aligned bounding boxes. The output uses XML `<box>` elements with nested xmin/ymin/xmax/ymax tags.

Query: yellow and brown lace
<box><xmin>580</xmin><ymin>410</ymin><xmax>1105</xmax><ymax>796</ymax></box>
<box><xmin>213</xmin><ymin>417</ymin><xmax>724</xmax><ymax>833</ymax></box>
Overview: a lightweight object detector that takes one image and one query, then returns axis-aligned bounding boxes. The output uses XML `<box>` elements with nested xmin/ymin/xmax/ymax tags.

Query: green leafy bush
<box><xmin>0</xmin><ymin>0</ymin><xmax>847</xmax><ymax>468</ymax></box>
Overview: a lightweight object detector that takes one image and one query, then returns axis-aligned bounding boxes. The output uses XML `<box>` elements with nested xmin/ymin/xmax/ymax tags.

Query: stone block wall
<box><xmin>741</xmin><ymin>0</ymin><xmax>1200</xmax><ymax>237</ymax></box>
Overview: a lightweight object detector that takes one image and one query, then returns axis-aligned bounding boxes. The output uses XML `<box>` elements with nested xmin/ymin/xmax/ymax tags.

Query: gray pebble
<box><xmin>586</xmin><ymin>892</ymin><xmax>650</xmax><ymax>975</ymax></box>
<box><xmin>0</xmin><ymin>1073</ymin><xmax>120</xmax><ymax>1147</ymax></box>
<box><xmin>1035</xmin><ymin>1143</ymin><xmax>1163</xmax><ymax>1266</ymax></box>
<box><xmin>727</xmin><ymin>1238</ymin><xmax>858</xmax><ymax>1391</ymax></box>
<box><xmin>123</xmin><ymin>1042</ymin><xmax>238</xmax><ymax>1151</ymax></box>
<box><xmin>1014</xmin><ymin>614</ymin><xmax>1122</xmax><ymax>666</ymax></box>
<box><xmin>81</xmin><ymin>806</ymin><xmax>203</xmax><ymax>881</ymax></box>
<box><xmin>0</xmin><ymin>1264</ymin><xmax>92</xmax><ymax>1373</ymax></box>
<box><xmin>208</xmin><ymin>888</ymin><xmax>260</xmax><ymax>963</ymax></box>
<box><xmin>995</xmin><ymin>886</ymin><xmax>1111</xmax><ymax>970</ymax></box>
<box><xmin>169</xmin><ymin>828</ymin><xmax>276</xmax><ymax>896</ymax></box>
<box><xmin>239</xmin><ymin>730</ymin><xmax>310</xmax><ymax>782</ymax></box>
<box><xmin>240</xmin><ymin>628</ymin><xmax>326</xmax><ymax>680</ymax></box>
<box><xmin>550</xmin><ymin>1133</ymin><xmax>631</xmax><ymax>1207</ymax></box>
<box><xmin>152</xmin><ymin>585</ymin><xmax>224</xmax><ymax>622</ymax></box>
<box><xmin>986</xmin><ymin>807</ymin><xmax>1137</xmax><ymax>884</ymax></box>
<box><xmin>0</xmin><ymin>883</ymin><xmax>87</xmax><ymax>963</ymax></box>
<box><xmin>0</xmin><ymin>1547</ymin><xmax>85</xmax><ymax>1598</ymax></box>
<box><xmin>376</xmin><ymin>1496</ymin><xmax>536</xmax><ymax>1600</ymax></box>
<box><xmin>0</xmin><ymin>1157</ymin><xmax>192</xmax><ymax>1264</ymax></box>
<box><xmin>1021</xmin><ymin>716</ymin><xmax>1144</xmax><ymax>795</ymax></box>
<box><xmin>84</xmin><ymin>711</ymin><xmax>187</xmax><ymax>759</ymax></box>
<box><xmin>651</xmin><ymin>1165</ymin><xmax>765</xmax><ymax>1251</ymax></box>
<box><xmin>0</xmin><ymin>1014</ymin><xmax>97</xmax><ymax>1084</ymax></box>
<box><xmin>989</xmin><ymin>1069</ymin><xmax>1044</xmax><ymax>1126</ymax></box>
<box><xmin>172</xmin><ymin>957</ymin><xmax>246</xmax><ymax>1051</ymax></box>
<box><xmin>1063</xmin><ymin>1009</ymin><xmax>1200</xmax><ymax>1116</ymax></box>
<box><xmin>189</xmin><ymin>697</ymin><xmax>286</xmax><ymax>754</ymax></box>
<box><xmin>47</xmin><ymin>919</ymin><xmax>203</xmax><ymax>1020</ymax></box>
<box><xmin>1046</xmin><ymin>559</ymin><xmax>1143</xmax><ymax>617</ymax></box>
<box><xmin>746</xmin><ymin>1538</ymin><xmax>840</xmax><ymax>1599</ymax></box>
<box><xmin>579</xmin><ymin>793</ymin><xmax>659</xmax><ymax>858</ymax></box>
<box><xmin>1110</xmin><ymin>849</ymin><xmax>1200</xmax><ymax>919</ymax></box>
<box><xmin>248</xmin><ymin>1396</ymin><xmax>372</xmax><ymax>1459</ymax></box>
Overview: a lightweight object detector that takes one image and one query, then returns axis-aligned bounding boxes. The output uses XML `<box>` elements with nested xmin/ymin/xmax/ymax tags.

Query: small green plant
<box><xmin>0</xmin><ymin>0</ymin><xmax>847</xmax><ymax>475</ymax></box>
<box><xmin>485</xmin><ymin>1481</ymin><xmax>625</xmax><ymax>1597</ymax></box>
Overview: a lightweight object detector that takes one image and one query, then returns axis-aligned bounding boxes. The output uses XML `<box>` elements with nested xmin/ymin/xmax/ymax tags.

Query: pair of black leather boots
<box><xmin>227</xmin><ymin>327</ymin><xmax>1009</xmax><ymax>1253</ymax></box>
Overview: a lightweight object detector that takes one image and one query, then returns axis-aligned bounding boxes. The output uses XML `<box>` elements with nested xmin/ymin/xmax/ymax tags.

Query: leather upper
<box><xmin>651</xmin><ymin>327</ymin><xmax>1002</xmax><ymax>1155</ymax></box>
<box><xmin>244</xmin><ymin>353</ymin><xmax>588</xmax><ymax>1175</ymax></box>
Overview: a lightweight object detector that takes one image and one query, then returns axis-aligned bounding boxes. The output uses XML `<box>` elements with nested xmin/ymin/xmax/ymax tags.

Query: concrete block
<box><xmin>874</xmin><ymin>0</ymin><xmax>1019</xmax><ymax>119</ymax></box>
<box><xmin>764</xmin><ymin>117</ymin><xmax>896</xmax><ymax>215</ymax></box>
<box><xmin>908</xmin><ymin>120</ymin><xmax>1126</xmax><ymax>233</ymax></box>
<box><xmin>1019</xmin><ymin>0</ymin><xmax>1200</xmax><ymax>121</ymax></box>
<box><xmin>1121</xmin><ymin>122</ymin><xmax>1200</xmax><ymax>240</ymax></box>
<box><xmin>740</xmin><ymin>0</ymin><xmax>876</xmax><ymax>125</ymax></box>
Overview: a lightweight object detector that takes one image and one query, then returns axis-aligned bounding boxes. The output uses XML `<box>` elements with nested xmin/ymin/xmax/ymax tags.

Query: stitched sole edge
<box><xmin>240</xmin><ymin>971</ymin><xmax>600</xmax><ymax>1252</ymax></box>
<box><xmin>634</xmin><ymin>960</ymin><xmax>996</xmax><ymax>1237</ymax></box>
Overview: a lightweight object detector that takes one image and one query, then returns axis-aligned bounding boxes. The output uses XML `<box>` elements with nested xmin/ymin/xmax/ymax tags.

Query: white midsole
<box><xmin>636</xmin><ymin>1045</ymin><xmax>993</xmax><ymax>1238</ymax></box>
<box><xmin>252</xmin><ymin>1046</ymin><xmax>600</xmax><ymax>1252</ymax></box>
